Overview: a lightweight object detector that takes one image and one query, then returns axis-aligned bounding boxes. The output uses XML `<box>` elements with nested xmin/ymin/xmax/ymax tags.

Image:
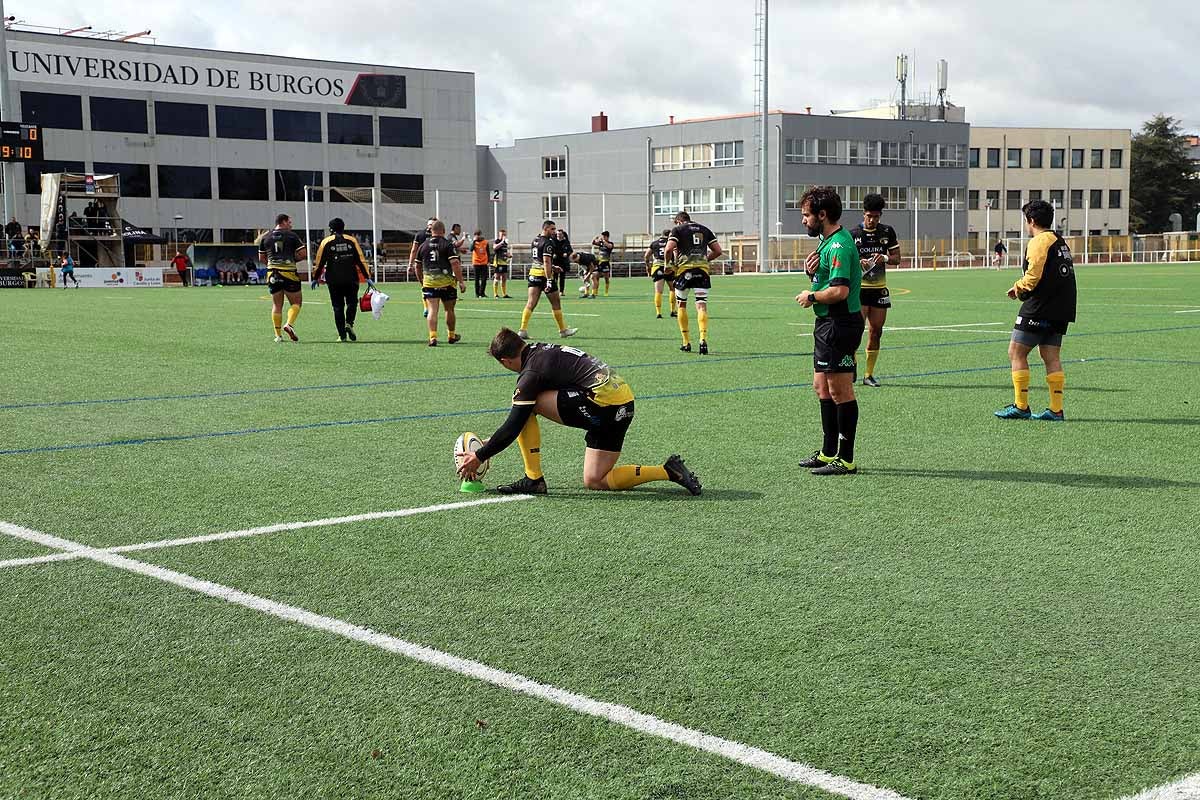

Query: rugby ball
<box><xmin>453</xmin><ymin>432</ymin><xmax>490</xmax><ymax>478</ymax></box>
<box><xmin>578</xmin><ymin>284</ymin><xmax>589</xmax><ymax>296</ymax></box>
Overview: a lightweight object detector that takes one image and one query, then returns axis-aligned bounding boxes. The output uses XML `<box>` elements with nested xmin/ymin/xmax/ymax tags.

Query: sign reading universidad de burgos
<box><xmin>8</xmin><ymin>39</ymin><xmax>407</xmax><ymax>108</ymax></box>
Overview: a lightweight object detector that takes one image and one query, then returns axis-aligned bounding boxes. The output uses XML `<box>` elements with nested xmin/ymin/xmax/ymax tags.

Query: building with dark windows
<box><xmin>481</xmin><ymin>111</ymin><xmax>969</xmax><ymax>259</ymax></box>
<box><xmin>7</xmin><ymin>30</ymin><xmax>477</xmax><ymax>250</ymax></box>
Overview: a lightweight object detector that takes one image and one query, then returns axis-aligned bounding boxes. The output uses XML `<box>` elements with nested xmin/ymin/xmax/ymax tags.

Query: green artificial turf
<box><xmin>1</xmin><ymin>264</ymin><xmax>1198</xmax><ymax>799</ymax></box>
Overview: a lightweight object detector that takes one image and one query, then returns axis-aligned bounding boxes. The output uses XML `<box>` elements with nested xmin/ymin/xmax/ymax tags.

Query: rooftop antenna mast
<box><xmin>896</xmin><ymin>54</ymin><xmax>909</xmax><ymax>121</ymax></box>
<box><xmin>936</xmin><ymin>59</ymin><xmax>948</xmax><ymax>121</ymax></box>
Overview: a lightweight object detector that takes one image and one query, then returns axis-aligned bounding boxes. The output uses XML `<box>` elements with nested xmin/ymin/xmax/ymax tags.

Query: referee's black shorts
<box><xmin>813</xmin><ymin>315</ymin><xmax>865</xmax><ymax>373</ymax></box>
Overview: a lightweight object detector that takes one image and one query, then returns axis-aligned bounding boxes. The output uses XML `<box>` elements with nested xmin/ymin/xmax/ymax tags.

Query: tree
<box><xmin>1130</xmin><ymin>114</ymin><xmax>1200</xmax><ymax>233</ymax></box>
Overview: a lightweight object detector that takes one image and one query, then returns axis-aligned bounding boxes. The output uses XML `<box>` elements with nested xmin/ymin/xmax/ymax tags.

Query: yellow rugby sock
<box><xmin>654</xmin><ymin>292</ymin><xmax>663</xmax><ymax>315</ymax></box>
<box><xmin>517</xmin><ymin>417</ymin><xmax>543</xmax><ymax>479</ymax></box>
<box><xmin>606</xmin><ymin>465</ymin><xmax>669</xmax><ymax>490</ymax></box>
<box><xmin>271</xmin><ymin>312</ymin><xmax>283</xmax><ymax>336</ymax></box>
<box><xmin>697</xmin><ymin>305</ymin><xmax>709</xmax><ymax>340</ymax></box>
<box><xmin>520</xmin><ymin>308</ymin><xmax>533</xmax><ymax>331</ymax></box>
<box><xmin>286</xmin><ymin>305</ymin><xmax>300</xmax><ymax>326</ymax></box>
<box><xmin>1012</xmin><ymin>369</ymin><xmax>1030</xmax><ymax>409</ymax></box>
<box><xmin>1046</xmin><ymin>372</ymin><xmax>1065</xmax><ymax>413</ymax></box>
<box><xmin>552</xmin><ymin>309</ymin><xmax>566</xmax><ymax>331</ymax></box>
<box><xmin>866</xmin><ymin>349</ymin><xmax>880</xmax><ymax>377</ymax></box>
<box><xmin>677</xmin><ymin>305</ymin><xmax>691</xmax><ymax>345</ymax></box>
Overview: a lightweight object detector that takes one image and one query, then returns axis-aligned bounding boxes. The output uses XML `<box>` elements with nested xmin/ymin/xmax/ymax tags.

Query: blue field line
<box><xmin>0</xmin><ymin>359</ymin><xmax>1133</xmax><ymax>457</ymax></box>
<box><xmin>5</xmin><ymin>323</ymin><xmax>1197</xmax><ymax>414</ymax></box>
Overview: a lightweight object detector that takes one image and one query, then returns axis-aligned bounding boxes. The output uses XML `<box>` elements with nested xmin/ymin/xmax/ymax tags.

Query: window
<box><xmin>968</xmin><ymin>189</ymin><xmax>979</xmax><ymax>210</ymax></box>
<box><xmin>1091</xmin><ymin>149</ymin><xmax>1104</xmax><ymax>169</ymax></box>
<box><xmin>653</xmin><ymin>190</ymin><xmax>682</xmax><ymax>215</ymax></box>
<box><xmin>542</xmin><ymin>155</ymin><xmax>567</xmax><ymax>178</ymax></box>
<box><xmin>1028</xmin><ymin>190</ymin><xmax>1043</xmax><ymax>202</ymax></box>
<box><xmin>1007</xmin><ymin>148</ymin><xmax>1022</xmax><ymax>168</ymax></box>
<box><xmin>784</xmin><ymin>184</ymin><xmax>802</xmax><ymax>209</ymax></box>
<box><xmin>713</xmin><ymin>140</ymin><xmax>744</xmax><ymax>167</ymax></box>
<box><xmin>543</xmin><ymin>194</ymin><xmax>567</xmax><ymax>219</ymax></box>
<box><xmin>1089</xmin><ymin>229</ymin><xmax>1102</xmax><ymax>237</ymax></box>
<box><xmin>215</xmin><ymin>105</ymin><xmax>267</xmax><ymax>140</ymax></box>
<box><xmin>880</xmin><ymin>141</ymin><xmax>903</xmax><ymax>165</ymax></box>
<box><xmin>1069</xmin><ymin>230</ymin><xmax>1083</xmax><ymax>237</ymax></box>
<box><xmin>1108</xmin><ymin>229</ymin><xmax>1122</xmax><ymax>236</ymax></box>
<box><xmin>940</xmin><ymin>187</ymin><xmax>966</xmax><ymax>210</ymax></box>
<box><xmin>328</xmin><ymin>172</ymin><xmax>373</xmax><ymax>200</ymax></box>
<box><xmin>1050</xmin><ymin>189</ymin><xmax>1064</xmax><ymax>208</ymax></box>
<box><xmin>986</xmin><ymin>190</ymin><xmax>1000</xmax><ymax>209</ymax></box>
<box><xmin>275</xmin><ymin>170</ymin><xmax>322</xmax><ymax>202</ymax></box>
<box><xmin>848</xmin><ymin>140</ymin><xmax>879</xmax><ymax>166</ymax></box>
<box><xmin>218</xmin><ymin>168</ymin><xmax>269</xmax><ymax>201</ymax></box>
<box><xmin>158</xmin><ymin>165</ymin><xmax>212</xmax><ymax>199</ymax></box>
<box><xmin>273</xmin><ymin>109</ymin><xmax>321</xmax><ymax>143</ymax></box>
<box><xmin>379</xmin><ymin>116</ymin><xmax>422</xmax><ymax>147</ymax></box>
<box><xmin>1110</xmin><ymin>149</ymin><xmax>1123</xmax><ymax>169</ymax></box>
<box><xmin>1089</xmin><ymin>189</ymin><xmax>1103</xmax><ymax>209</ymax></box>
<box><xmin>328</xmin><ymin>113</ymin><xmax>373</xmax><ymax>145</ymax></box>
<box><xmin>817</xmin><ymin>138</ymin><xmax>840</xmax><ymax>164</ymax></box>
<box><xmin>785</xmin><ymin>138</ymin><xmax>814</xmax><ymax>164</ymax></box>
<box><xmin>1005</xmin><ymin>230</ymin><xmax>1021</xmax><ymax>239</ymax></box>
<box><xmin>24</xmin><ymin>160</ymin><xmax>85</xmax><ymax>193</ymax></box>
<box><xmin>1029</xmin><ymin>149</ymin><xmax>1044</xmax><ymax>169</ymax></box>
<box><xmin>1070</xmin><ymin>189</ymin><xmax>1084</xmax><ymax>209</ymax></box>
<box><xmin>21</xmin><ymin>91</ymin><xmax>82</xmax><ymax>129</ymax></box>
<box><xmin>155</xmin><ymin>101</ymin><xmax>209</xmax><ymax>137</ymax></box>
<box><xmin>89</xmin><ymin>97</ymin><xmax>147</xmax><ymax>134</ymax></box>
<box><xmin>969</xmin><ymin>147</ymin><xmax>980</xmax><ymax>168</ymax></box>
<box><xmin>681</xmin><ymin>144</ymin><xmax>714</xmax><ymax>169</ymax></box>
<box><xmin>986</xmin><ymin>148</ymin><xmax>1001</xmax><ymax>168</ymax></box>
<box><xmin>381</xmin><ymin>173</ymin><xmax>424</xmax><ymax>203</ymax></box>
<box><xmin>714</xmin><ymin>186</ymin><xmax>744</xmax><ymax>212</ymax></box>
<box><xmin>938</xmin><ymin>144</ymin><xmax>965</xmax><ymax>167</ymax></box>
<box><xmin>1071</xmin><ymin>149</ymin><xmax>1084</xmax><ymax>169</ymax></box>
<box><xmin>1109</xmin><ymin>189</ymin><xmax>1122</xmax><ymax>209</ymax></box>
<box><xmin>880</xmin><ymin>186</ymin><xmax>907</xmax><ymax>210</ymax></box>
<box><xmin>911</xmin><ymin>142</ymin><xmax>936</xmax><ymax>167</ymax></box>
<box><xmin>93</xmin><ymin>162</ymin><xmax>151</xmax><ymax>198</ymax></box>
<box><xmin>1050</xmin><ymin>149</ymin><xmax>1065</xmax><ymax>169</ymax></box>
<box><xmin>1007</xmin><ymin>190</ymin><xmax>1022</xmax><ymax>210</ymax></box>
<box><xmin>221</xmin><ymin>229</ymin><xmax>259</xmax><ymax>244</ymax></box>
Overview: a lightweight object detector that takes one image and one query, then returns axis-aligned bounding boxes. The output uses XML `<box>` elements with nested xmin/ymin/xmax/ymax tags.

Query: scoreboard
<box><xmin>0</xmin><ymin>122</ymin><xmax>43</xmax><ymax>162</ymax></box>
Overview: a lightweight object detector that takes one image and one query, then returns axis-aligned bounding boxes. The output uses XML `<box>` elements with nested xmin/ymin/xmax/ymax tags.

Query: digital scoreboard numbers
<box><xmin>0</xmin><ymin>122</ymin><xmax>43</xmax><ymax>162</ymax></box>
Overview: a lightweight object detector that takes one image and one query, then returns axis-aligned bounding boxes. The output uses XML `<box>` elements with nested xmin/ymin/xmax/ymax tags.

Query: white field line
<box><xmin>454</xmin><ymin>307</ymin><xmax>602</xmax><ymax>317</ymax></box>
<box><xmin>1116</xmin><ymin>772</ymin><xmax>1200</xmax><ymax>799</ymax></box>
<box><xmin>1174</xmin><ymin>309</ymin><xmax>1200</xmax><ymax>314</ymax></box>
<box><xmin>0</xmin><ymin>519</ymin><xmax>912</xmax><ymax>800</ymax></box>
<box><xmin>885</xmin><ymin>322</ymin><xmax>1006</xmax><ymax>331</ymax></box>
<box><xmin>0</xmin><ymin>496</ymin><xmax>531</xmax><ymax>570</ymax></box>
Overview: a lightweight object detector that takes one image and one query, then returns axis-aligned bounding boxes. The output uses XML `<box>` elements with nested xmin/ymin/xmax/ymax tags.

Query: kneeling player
<box><xmin>457</xmin><ymin>328</ymin><xmax>702</xmax><ymax>496</ymax></box>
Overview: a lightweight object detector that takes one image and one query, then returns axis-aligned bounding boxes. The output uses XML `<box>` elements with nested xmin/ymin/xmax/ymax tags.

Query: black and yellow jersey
<box><xmin>649</xmin><ymin>235</ymin><xmax>669</xmax><ymax>269</ymax></box>
<box><xmin>313</xmin><ymin>233</ymin><xmax>370</xmax><ymax>284</ymax></box>
<box><xmin>668</xmin><ymin>222</ymin><xmax>717</xmax><ymax>273</ymax></box>
<box><xmin>492</xmin><ymin>237</ymin><xmax>509</xmax><ymax>263</ymax></box>
<box><xmin>257</xmin><ymin>228</ymin><xmax>305</xmax><ymax>280</ymax></box>
<box><xmin>512</xmin><ymin>343</ymin><xmax>634</xmax><ymax>408</ymax></box>
<box><xmin>417</xmin><ymin>235</ymin><xmax>460</xmax><ymax>288</ymax></box>
<box><xmin>1015</xmin><ymin>231</ymin><xmax>1077</xmax><ymax>322</ymax></box>
<box><xmin>592</xmin><ymin>237</ymin><xmax>614</xmax><ymax>263</ymax></box>
<box><xmin>851</xmin><ymin>223</ymin><xmax>899</xmax><ymax>288</ymax></box>
<box><xmin>530</xmin><ymin>234</ymin><xmax>556</xmax><ymax>278</ymax></box>
<box><xmin>575</xmin><ymin>252</ymin><xmax>599</xmax><ymax>274</ymax></box>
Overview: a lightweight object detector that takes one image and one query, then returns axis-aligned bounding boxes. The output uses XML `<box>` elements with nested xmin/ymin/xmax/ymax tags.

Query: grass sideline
<box><xmin>2</xmin><ymin>263</ymin><xmax>1199</xmax><ymax>799</ymax></box>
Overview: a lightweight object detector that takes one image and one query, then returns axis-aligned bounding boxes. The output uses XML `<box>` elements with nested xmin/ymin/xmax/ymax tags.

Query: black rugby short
<box><xmin>813</xmin><ymin>315</ymin><xmax>865</xmax><ymax>373</ymax></box>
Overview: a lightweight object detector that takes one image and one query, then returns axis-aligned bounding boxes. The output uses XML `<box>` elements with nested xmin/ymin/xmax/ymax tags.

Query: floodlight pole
<box><xmin>909</xmin><ymin>130</ymin><xmax>916</xmax><ymax>269</ymax></box>
<box><xmin>0</xmin><ymin>0</ymin><xmax>15</xmax><ymax>223</ymax></box>
<box><xmin>757</xmin><ymin>0</ymin><xmax>769</xmax><ymax>272</ymax></box>
<box><xmin>371</xmin><ymin>186</ymin><xmax>379</xmax><ymax>282</ymax></box>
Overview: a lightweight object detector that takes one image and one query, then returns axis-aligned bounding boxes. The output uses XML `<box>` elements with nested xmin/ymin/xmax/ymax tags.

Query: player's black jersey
<box><xmin>650</xmin><ymin>236</ymin><xmax>668</xmax><ymax>264</ymax></box>
<box><xmin>513</xmin><ymin>343</ymin><xmax>630</xmax><ymax>406</ymax></box>
<box><xmin>530</xmin><ymin>234</ymin><xmax>556</xmax><ymax>276</ymax></box>
<box><xmin>575</xmin><ymin>252</ymin><xmax>599</xmax><ymax>271</ymax></box>
<box><xmin>493</xmin><ymin>238</ymin><xmax>509</xmax><ymax>260</ymax></box>
<box><xmin>668</xmin><ymin>222</ymin><xmax>716</xmax><ymax>271</ymax></box>
<box><xmin>258</xmin><ymin>228</ymin><xmax>304</xmax><ymax>270</ymax></box>
<box><xmin>851</xmin><ymin>223</ymin><xmax>899</xmax><ymax>287</ymax></box>
<box><xmin>592</xmin><ymin>238</ymin><xmax>614</xmax><ymax>262</ymax></box>
<box><xmin>314</xmin><ymin>233</ymin><xmax>368</xmax><ymax>283</ymax></box>
<box><xmin>417</xmin><ymin>235</ymin><xmax>460</xmax><ymax>286</ymax></box>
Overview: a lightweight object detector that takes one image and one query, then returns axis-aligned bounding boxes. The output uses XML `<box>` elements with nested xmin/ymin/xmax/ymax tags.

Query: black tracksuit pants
<box><xmin>328</xmin><ymin>280</ymin><xmax>359</xmax><ymax>336</ymax></box>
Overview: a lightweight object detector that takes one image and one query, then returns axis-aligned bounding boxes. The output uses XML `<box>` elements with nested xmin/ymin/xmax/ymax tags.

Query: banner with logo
<box><xmin>43</xmin><ymin>267</ymin><xmax>164</xmax><ymax>288</ymax></box>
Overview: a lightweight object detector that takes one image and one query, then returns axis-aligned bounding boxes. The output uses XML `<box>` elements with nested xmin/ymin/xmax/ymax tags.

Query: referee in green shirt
<box><xmin>795</xmin><ymin>186</ymin><xmax>865</xmax><ymax>475</ymax></box>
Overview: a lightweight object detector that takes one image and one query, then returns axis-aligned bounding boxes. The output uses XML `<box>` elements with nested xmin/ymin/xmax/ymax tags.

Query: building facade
<box><xmin>5</xmin><ymin>31</ymin><xmax>478</xmax><ymax>248</ymax></box>
<box><xmin>967</xmin><ymin>127</ymin><xmax>1131</xmax><ymax>247</ymax></box>
<box><xmin>482</xmin><ymin>112</ymin><xmax>969</xmax><ymax>255</ymax></box>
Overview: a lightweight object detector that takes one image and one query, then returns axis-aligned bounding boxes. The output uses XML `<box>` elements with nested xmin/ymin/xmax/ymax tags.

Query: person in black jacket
<box><xmin>311</xmin><ymin>218</ymin><xmax>375</xmax><ymax>342</ymax></box>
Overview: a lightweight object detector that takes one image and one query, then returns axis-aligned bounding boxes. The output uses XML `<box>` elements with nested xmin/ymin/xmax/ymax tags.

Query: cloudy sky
<box><xmin>12</xmin><ymin>0</ymin><xmax>1200</xmax><ymax>144</ymax></box>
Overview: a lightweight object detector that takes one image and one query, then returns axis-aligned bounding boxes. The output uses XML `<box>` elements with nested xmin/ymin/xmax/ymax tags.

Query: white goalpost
<box><xmin>303</xmin><ymin>185</ymin><xmax>381</xmax><ymax>283</ymax></box>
